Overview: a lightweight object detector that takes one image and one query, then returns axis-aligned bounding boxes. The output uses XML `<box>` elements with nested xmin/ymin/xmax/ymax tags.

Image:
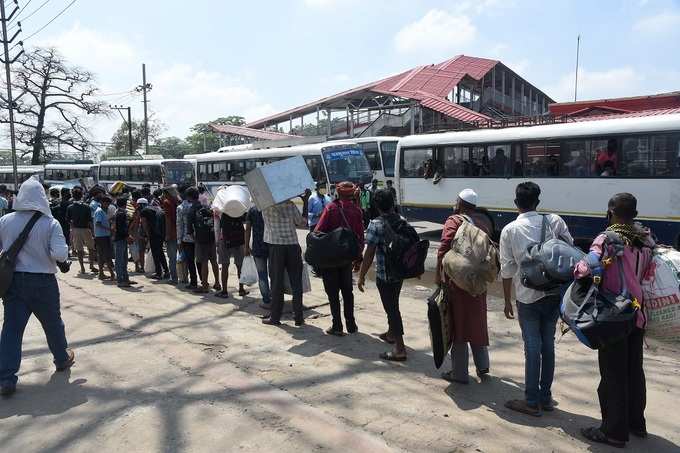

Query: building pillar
<box><xmin>289</xmin><ymin>115</ymin><xmax>293</xmax><ymax>134</ymax></box>
<box><xmin>326</xmin><ymin>109</ymin><xmax>332</xmax><ymax>136</ymax></box>
<box><xmin>491</xmin><ymin>66</ymin><xmax>496</xmax><ymax>106</ymax></box>
<box><xmin>501</xmin><ymin>68</ymin><xmax>506</xmax><ymax>111</ymax></box>
<box><xmin>521</xmin><ymin>82</ymin><xmax>525</xmax><ymax>115</ymax></box>
<box><xmin>410</xmin><ymin>102</ymin><xmax>416</xmax><ymax>135</ymax></box>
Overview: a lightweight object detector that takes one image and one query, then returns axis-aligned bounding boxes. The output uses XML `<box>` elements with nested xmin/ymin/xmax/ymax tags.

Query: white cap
<box><xmin>458</xmin><ymin>188</ymin><xmax>478</xmax><ymax>206</ymax></box>
<box><xmin>137</xmin><ymin>198</ymin><xmax>149</xmax><ymax>205</ymax></box>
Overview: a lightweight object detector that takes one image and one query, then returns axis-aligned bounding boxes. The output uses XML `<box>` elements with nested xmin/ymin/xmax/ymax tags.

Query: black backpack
<box><xmin>304</xmin><ymin>203</ymin><xmax>360</xmax><ymax>269</ymax></box>
<box><xmin>381</xmin><ymin>214</ymin><xmax>429</xmax><ymax>280</ymax></box>
<box><xmin>194</xmin><ymin>206</ymin><xmax>214</xmax><ymax>237</ymax></box>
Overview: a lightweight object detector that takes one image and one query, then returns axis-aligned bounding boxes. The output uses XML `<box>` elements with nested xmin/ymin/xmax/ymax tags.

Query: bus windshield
<box><xmin>162</xmin><ymin>161</ymin><xmax>196</xmax><ymax>186</ymax></box>
<box><xmin>380</xmin><ymin>141</ymin><xmax>398</xmax><ymax>177</ymax></box>
<box><xmin>322</xmin><ymin>147</ymin><xmax>373</xmax><ymax>185</ymax></box>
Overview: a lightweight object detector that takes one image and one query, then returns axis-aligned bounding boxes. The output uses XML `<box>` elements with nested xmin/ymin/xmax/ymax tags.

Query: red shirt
<box><xmin>161</xmin><ymin>196</ymin><xmax>178</xmax><ymax>241</ymax></box>
<box><xmin>315</xmin><ymin>199</ymin><xmax>365</xmax><ymax>257</ymax></box>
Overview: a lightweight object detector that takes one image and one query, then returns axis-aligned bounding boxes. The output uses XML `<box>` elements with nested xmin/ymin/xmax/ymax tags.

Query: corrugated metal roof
<box><xmin>247</xmin><ymin>55</ymin><xmax>504</xmax><ymax>128</ymax></box>
<box><xmin>419</xmin><ymin>96</ymin><xmax>492</xmax><ymax>123</ymax></box>
<box><xmin>209</xmin><ymin>124</ymin><xmax>295</xmax><ymax>141</ymax></box>
<box><xmin>571</xmin><ymin>106</ymin><xmax>680</xmax><ymax>122</ymax></box>
<box><xmin>549</xmin><ymin>91</ymin><xmax>680</xmax><ymax>116</ymax></box>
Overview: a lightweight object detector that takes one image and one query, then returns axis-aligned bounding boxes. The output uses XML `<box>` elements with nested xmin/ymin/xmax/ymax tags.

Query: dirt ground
<box><xmin>1</xmin><ymin>231</ymin><xmax>679</xmax><ymax>452</ymax></box>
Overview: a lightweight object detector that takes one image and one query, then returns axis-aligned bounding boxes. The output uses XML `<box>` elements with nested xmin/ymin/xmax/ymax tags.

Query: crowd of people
<box><xmin>0</xmin><ymin>175</ymin><xmax>656</xmax><ymax>449</ymax></box>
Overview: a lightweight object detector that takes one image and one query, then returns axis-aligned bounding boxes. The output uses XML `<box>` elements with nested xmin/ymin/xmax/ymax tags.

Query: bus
<box><xmin>395</xmin><ymin>113</ymin><xmax>680</xmax><ymax>245</ymax></box>
<box><xmin>98</xmin><ymin>159</ymin><xmax>197</xmax><ymax>190</ymax></box>
<box><xmin>0</xmin><ymin>165</ymin><xmax>44</xmax><ymax>190</ymax></box>
<box><xmin>329</xmin><ymin>136</ymin><xmax>399</xmax><ymax>186</ymax></box>
<box><xmin>44</xmin><ymin>162</ymin><xmax>99</xmax><ymax>186</ymax></box>
<box><xmin>191</xmin><ymin>142</ymin><xmax>373</xmax><ymax>197</ymax></box>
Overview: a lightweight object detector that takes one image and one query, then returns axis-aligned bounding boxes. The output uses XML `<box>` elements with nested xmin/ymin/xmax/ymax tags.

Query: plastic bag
<box><xmin>239</xmin><ymin>256</ymin><xmax>258</xmax><ymax>286</ymax></box>
<box><xmin>129</xmin><ymin>242</ymin><xmax>140</xmax><ymax>262</ymax></box>
<box><xmin>283</xmin><ymin>263</ymin><xmax>311</xmax><ymax>294</ymax></box>
<box><xmin>641</xmin><ymin>247</ymin><xmax>680</xmax><ymax>342</ymax></box>
<box><xmin>145</xmin><ymin>249</ymin><xmax>155</xmax><ymax>275</ymax></box>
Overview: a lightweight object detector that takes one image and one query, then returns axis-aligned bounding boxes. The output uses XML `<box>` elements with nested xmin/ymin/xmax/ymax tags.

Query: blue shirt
<box><xmin>0</xmin><ymin>196</ymin><xmax>7</xmax><ymax>216</ymax></box>
<box><xmin>94</xmin><ymin>207</ymin><xmax>110</xmax><ymax>237</ymax></box>
<box><xmin>307</xmin><ymin>192</ymin><xmax>331</xmax><ymax>227</ymax></box>
<box><xmin>90</xmin><ymin>199</ymin><xmax>101</xmax><ymax>219</ymax></box>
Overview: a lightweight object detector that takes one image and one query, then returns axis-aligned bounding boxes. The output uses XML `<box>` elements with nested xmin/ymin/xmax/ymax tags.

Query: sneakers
<box><xmin>55</xmin><ymin>349</ymin><xmax>75</xmax><ymax>372</ymax></box>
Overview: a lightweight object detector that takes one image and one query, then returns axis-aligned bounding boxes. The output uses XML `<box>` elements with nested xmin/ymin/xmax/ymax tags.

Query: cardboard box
<box><xmin>244</xmin><ymin>155</ymin><xmax>315</xmax><ymax>210</ymax></box>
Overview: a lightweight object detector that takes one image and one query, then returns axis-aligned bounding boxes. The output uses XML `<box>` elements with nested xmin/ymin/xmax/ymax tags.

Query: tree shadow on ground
<box><xmin>445</xmin><ymin>374</ymin><xmax>680</xmax><ymax>452</ymax></box>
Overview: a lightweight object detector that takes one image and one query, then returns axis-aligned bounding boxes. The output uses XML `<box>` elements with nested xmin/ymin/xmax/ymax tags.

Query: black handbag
<box><xmin>304</xmin><ymin>204</ymin><xmax>359</xmax><ymax>269</ymax></box>
<box><xmin>427</xmin><ymin>286</ymin><xmax>452</xmax><ymax>369</ymax></box>
<box><xmin>0</xmin><ymin>211</ymin><xmax>42</xmax><ymax>298</ymax></box>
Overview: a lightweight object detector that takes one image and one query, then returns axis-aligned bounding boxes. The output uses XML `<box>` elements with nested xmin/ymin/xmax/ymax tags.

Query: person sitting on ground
<box><xmin>499</xmin><ymin>182</ymin><xmax>573</xmax><ymax>417</ymax></box>
<box><xmin>315</xmin><ymin>181</ymin><xmax>365</xmax><ymax>336</ymax></box>
<box><xmin>0</xmin><ymin>177</ymin><xmax>74</xmax><ymax>397</ymax></box>
<box><xmin>576</xmin><ymin>193</ymin><xmax>654</xmax><ymax>448</ymax></box>
<box><xmin>358</xmin><ymin>189</ymin><xmax>408</xmax><ymax>361</ymax></box>
<box><xmin>436</xmin><ymin>189</ymin><xmax>493</xmax><ymax>384</ymax></box>
<box><xmin>94</xmin><ymin>196</ymin><xmax>116</xmax><ymax>281</ymax></box>
<box><xmin>216</xmin><ymin>211</ymin><xmax>249</xmax><ymax>299</ymax></box>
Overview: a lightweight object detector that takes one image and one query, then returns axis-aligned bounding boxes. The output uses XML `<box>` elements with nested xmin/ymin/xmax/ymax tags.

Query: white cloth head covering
<box><xmin>137</xmin><ymin>198</ymin><xmax>149</xmax><ymax>206</ymax></box>
<box><xmin>458</xmin><ymin>188</ymin><xmax>478</xmax><ymax>206</ymax></box>
<box><xmin>13</xmin><ymin>176</ymin><xmax>52</xmax><ymax>217</ymax></box>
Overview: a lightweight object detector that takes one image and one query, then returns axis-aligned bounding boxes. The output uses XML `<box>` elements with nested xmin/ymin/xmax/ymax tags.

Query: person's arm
<box><xmin>291</xmin><ymin>202</ymin><xmax>306</xmax><ymax>228</ymax></box>
<box><xmin>187</xmin><ymin>206</ymin><xmax>195</xmax><ymax>236</ymax></box>
<box><xmin>176</xmin><ymin>205</ymin><xmax>184</xmax><ymax>245</ymax></box>
<box><xmin>50</xmin><ymin>220</ymin><xmax>69</xmax><ymax>263</ymax></box>
<box><xmin>244</xmin><ymin>221</ymin><xmax>252</xmax><ymax>256</ymax></box>
<box><xmin>502</xmin><ymin>278</ymin><xmax>514</xmax><ymax>319</ymax></box>
<box><xmin>357</xmin><ymin>244</ymin><xmax>376</xmax><ymax>292</ymax></box>
<box><xmin>436</xmin><ymin>216</ymin><xmax>459</xmax><ymax>284</ymax></box>
<box><xmin>499</xmin><ymin>227</ymin><xmax>517</xmax><ymax>319</ymax></box>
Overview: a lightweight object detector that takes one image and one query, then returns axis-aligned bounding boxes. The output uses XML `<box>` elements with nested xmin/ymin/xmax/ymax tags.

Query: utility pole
<box><xmin>136</xmin><ymin>64</ymin><xmax>152</xmax><ymax>155</ymax></box>
<box><xmin>0</xmin><ymin>1</ymin><xmax>24</xmax><ymax>188</ymax></box>
<box><xmin>574</xmin><ymin>34</ymin><xmax>581</xmax><ymax>102</ymax></box>
<box><xmin>110</xmin><ymin>105</ymin><xmax>133</xmax><ymax>156</ymax></box>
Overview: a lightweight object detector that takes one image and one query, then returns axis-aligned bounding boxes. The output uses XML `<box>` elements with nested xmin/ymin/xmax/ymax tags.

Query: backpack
<box><xmin>382</xmin><ymin>214</ymin><xmax>429</xmax><ymax>280</ymax></box>
<box><xmin>560</xmin><ymin>234</ymin><xmax>639</xmax><ymax>349</ymax></box>
<box><xmin>305</xmin><ymin>202</ymin><xmax>360</xmax><ymax>269</ymax></box>
<box><xmin>520</xmin><ymin>215</ymin><xmax>585</xmax><ymax>291</ymax></box>
<box><xmin>0</xmin><ymin>212</ymin><xmax>42</xmax><ymax>298</ymax></box>
<box><xmin>194</xmin><ymin>206</ymin><xmax>214</xmax><ymax>239</ymax></box>
<box><xmin>442</xmin><ymin>215</ymin><xmax>499</xmax><ymax>296</ymax></box>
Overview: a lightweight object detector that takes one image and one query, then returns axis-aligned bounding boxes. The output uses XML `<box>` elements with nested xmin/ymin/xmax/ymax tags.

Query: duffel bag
<box><xmin>304</xmin><ymin>227</ymin><xmax>359</xmax><ymax>269</ymax></box>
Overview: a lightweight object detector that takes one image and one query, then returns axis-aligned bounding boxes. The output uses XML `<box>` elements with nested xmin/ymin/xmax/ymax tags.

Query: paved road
<box><xmin>1</xmin><ymin>238</ymin><xmax>679</xmax><ymax>452</ymax></box>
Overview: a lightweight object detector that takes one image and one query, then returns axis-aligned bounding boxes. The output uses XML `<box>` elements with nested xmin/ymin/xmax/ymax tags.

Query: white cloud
<box><xmin>547</xmin><ymin>67</ymin><xmax>643</xmax><ymax>102</ymax></box>
<box><xmin>394</xmin><ymin>10</ymin><xmax>476</xmax><ymax>55</ymax></box>
<box><xmin>32</xmin><ymin>24</ymin><xmax>275</xmax><ymax>143</ymax></box>
<box><xmin>302</xmin><ymin>0</ymin><xmax>342</xmax><ymax>8</ymax></box>
<box><xmin>633</xmin><ymin>11</ymin><xmax>680</xmax><ymax>34</ymax></box>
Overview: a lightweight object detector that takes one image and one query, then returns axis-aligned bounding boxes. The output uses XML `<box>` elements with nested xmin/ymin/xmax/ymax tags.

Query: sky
<box><xmin>7</xmin><ymin>0</ymin><xmax>680</xmax><ymax>147</ymax></box>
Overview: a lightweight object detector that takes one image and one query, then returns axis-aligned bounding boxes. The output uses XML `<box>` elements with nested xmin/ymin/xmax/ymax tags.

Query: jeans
<box><xmin>516</xmin><ymin>296</ymin><xmax>560</xmax><ymax>407</ymax></box>
<box><xmin>114</xmin><ymin>240</ymin><xmax>129</xmax><ymax>283</ymax></box>
<box><xmin>597</xmin><ymin>327</ymin><xmax>646</xmax><ymax>442</ymax></box>
<box><xmin>182</xmin><ymin>242</ymin><xmax>197</xmax><ymax>286</ymax></box>
<box><xmin>269</xmin><ymin>244</ymin><xmax>303</xmax><ymax>323</ymax></box>
<box><xmin>150</xmin><ymin>237</ymin><xmax>168</xmax><ymax>277</ymax></box>
<box><xmin>166</xmin><ymin>240</ymin><xmax>178</xmax><ymax>282</ymax></box>
<box><xmin>376</xmin><ymin>279</ymin><xmax>404</xmax><ymax>336</ymax></box>
<box><xmin>0</xmin><ymin>273</ymin><xmax>69</xmax><ymax>386</ymax></box>
<box><xmin>253</xmin><ymin>255</ymin><xmax>271</xmax><ymax>304</ymax></box>
<box><xmin>450</xmin><ymin>343</ymin><xmax>489</xmax><ymax>383</ymax></box>
<box><xmin>321</xmin><ymin>264</ymin><xmax>355</xmax><ymax>331</ymax></box>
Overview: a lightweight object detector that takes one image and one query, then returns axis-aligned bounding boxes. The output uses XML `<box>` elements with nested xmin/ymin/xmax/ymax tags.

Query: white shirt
<box><xmin>499</xmin><ymin>211</ymin><xmax>573</xmax><ymax>304</ymax></box>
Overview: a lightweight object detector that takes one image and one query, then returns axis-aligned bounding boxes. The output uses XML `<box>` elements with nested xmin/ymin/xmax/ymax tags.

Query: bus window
<box><xmin>592</xmin><ymin>139</ymin><xmax>618</xmax><ymax>176</ymax></box>
<box><xmin>244</xmin><ymin>159</ymin><xmax>257</xmax><ymax>173</ymax></box>
<box><xmin>524</xmin><ymin>141</ymin><xmax>560</xmax><ymax>177</ymax></box>
<box><xmin>511</xmin><ymin>143</ymin><xmax>524</xmax><ymax>177</ymax></box>
<box><xmin>228</xmin><ymin>161</ymin><xmax>245</xmax><ymax>181</ymax></box>
<box><xmin>561</xmin><ymin>140</ymin><xmax>591</xmax><ymax>177</ymax></box>
<box><xmin>359</xmin><ymin>142</ymin><xmax>381</xmax><ymax>172</ymax></box>
<box><xmin>486</xmin><ymin>144</ymin><xmax>511</xmax><ymax>177</ymax></box>
<box><xmin>150</xmin><ymin>165</ymin><xmax>161</xmax><ymax>183</ymax></box>
<box><xmin>469</xmin><ymin>145</ymin><xmax>487</xmax><ymax>176</ymax></box>
<box><xmin>441</xmin><ymin>146</ymin><xmax>467</xmax><ymax>177</ymax></box>
<box><xmin>380</xmin><ymin>141</ymin><xmax>397</xmax><ymax>177</ymax></box>
<box><xmin>620</xmin><ymin>137</ymin><xmax>651</xmax><ymax>177</ymax></box>
<box><xmin>652</xmin><ymin>134</ymin><xmax>680</xmax><ymax>176</ymax></box>
<box><xmin>304</xmin><ymin>156</ymin><xmax>325</xmax><ymax>182</ymax></box>
<box><xmin>401</xmin><ymin>148</ymin><xmax>433</xmax><ymax>177</ymax></box>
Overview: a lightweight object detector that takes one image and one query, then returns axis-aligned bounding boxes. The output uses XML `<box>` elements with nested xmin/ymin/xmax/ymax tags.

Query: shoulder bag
<box><xmin>0</xmin><ymin>211</ymin><xmax>43</xmax><ymax>298</ymax></box>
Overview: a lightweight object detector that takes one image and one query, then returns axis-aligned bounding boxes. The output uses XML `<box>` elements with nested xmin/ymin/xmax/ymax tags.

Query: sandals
<box><xmin>504</xmin><ymin>399</ymin><xmax>541</xmax><ymax>417</ymax></box>
<box><xmin>441</xmin><ymin>370</ymin><xmax>469</xmax><ymax>384</ymax></box>
<box><xmin>325</xmin><ymin>327</ymin><xmax>346</xmax><ymax>337</ymax></box>
<box><xmin>581</xmin><ymin>427</ymin><xmax>625</xmax><ymax>448</ymax></box>
<box><xmin>378</xmin><ymin>333</ymin><xmax>395</xmax><ymax>344</ymax></box>
<box><xmin>380</xmin><ymin>351</ymin><xmax>407</xmax><ymax>362</ymax></box>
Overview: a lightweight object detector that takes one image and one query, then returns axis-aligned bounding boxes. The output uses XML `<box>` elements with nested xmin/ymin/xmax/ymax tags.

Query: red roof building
<box><xmin>248</xmin><ymin>55</ymin><xmax>554</xmax><ymax>138</ymax></box>
<box><xmin>549</xmin><ymin>91</ymin><xmax>680</xmax><ymax>117</ymax></box>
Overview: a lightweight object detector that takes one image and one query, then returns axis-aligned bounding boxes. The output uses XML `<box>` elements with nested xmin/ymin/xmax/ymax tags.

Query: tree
<box><xmin>110</xmin><ymin>117</ymin><xmax>165</xmax><ymax>156</ymax></box>
<box><xmin>153</xmin><ymin>136</ymin><xmax>191</xmax><ymax>159</ymax></box>
<box><xmin>185</xmin><ymin>115</ymin><xmax>246</xmax><ymax>154</ymax></box>
<box><xmin>0</xmin><ymin>47</ymin><xmax>108</xmax><ymax>164</ymax></box>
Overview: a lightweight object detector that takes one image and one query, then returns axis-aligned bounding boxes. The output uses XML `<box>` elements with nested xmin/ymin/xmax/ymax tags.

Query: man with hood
<box><xmin>0</xmin><ymin>177</ymin><xmax>74</xmax><ymax>396</ymax></box>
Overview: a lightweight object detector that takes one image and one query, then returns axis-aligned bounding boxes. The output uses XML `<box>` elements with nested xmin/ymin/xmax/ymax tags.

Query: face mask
<box><xmin>319</xmin><ymin>188</ymin><xmax>327</xmax><ymax>196</ymax></box>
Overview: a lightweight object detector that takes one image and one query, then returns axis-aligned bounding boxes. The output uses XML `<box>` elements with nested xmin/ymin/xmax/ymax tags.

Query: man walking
<box><xmin>66</xmin><ymin>187</ymin><xmax>97</xmax><ymax>274</ymax></box>
<box><xmin>261</xmin><ymin>199</ymin><xmax>307</xmax><ymax>327</ymax></box>
<box><xmin>577</xmin><ymin>194</ymin><xmax>654</xmax><ymax>448</ymax></box>
<box><xmin>436</xmin><ymin>189</ymin><xmax>493</xmax><ymax>384</ymax></box>
<box><xmin>216</xmin><ymin>211</ymin><xmax>249</xmax><ymax>299</ymax></box>
<box><xmin>94</xmin><ymin>196</ymin><xmax>116</xmax><ymax>281</ymax></box>
<box><xmin>499</xmin><ymin>182</ymin><xmax>572</xmax><ymax>416</ymax></box>
<box><xmin>0</xmin><ymin>177</ymin><xmax>74</xmax><ymax>396</ymax></box>
<box><xmin>245</xmin><ymin>205</ymin><xmax>270</xmax><ymax>309</ymax></box>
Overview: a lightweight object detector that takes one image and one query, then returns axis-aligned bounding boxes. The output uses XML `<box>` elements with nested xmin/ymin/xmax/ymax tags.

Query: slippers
<box><xmin>378</xmin><ymin>333</ymin><xmax>395</xmax><ymax>344</ymax></box>
<box><xmin>581</xmin><ymin>427</ymin><xmax>625</xmax><ymax>448</ymax></box>
<box><xmin>441</xmin><ymin>371</ymin><xmax>469</xmax><ymax>384</ymax></box>
<box><xmin>325</xmin><ymin>327</ymin><xmax>346</xmax><ymax>337</ymax></box>
<box><xmin>215</xmin><ymin>292</ymin><xmax>230</xmax><ymax>299</ymax></box>
<box><xmin>504</xmin><ymin>399</ymin><xmax>541</xmax><ymax>417</ymax></box>
<box><xmin>380</xmin><ymin>351</ymin><xmax>407</xmax><ymax>362</ymax></box>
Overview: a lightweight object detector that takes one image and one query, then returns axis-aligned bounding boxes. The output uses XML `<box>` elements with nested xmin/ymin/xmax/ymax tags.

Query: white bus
<box><xmin>0</xmin><ymin>165</ymin><xmax>44</xmax><ymax>190</ymax></box>
<box><xmin>98</xmin><ymin>159</ymin><xmax>197</xmax><ymax>190</ymax></box>
<box><xmin>191</xmin><ymin>142</ymin><xmax>373</xmax><ymax>196</ymax></box>
<box><xmin>395</xmin><ymin>113</ymin><xmax>680</xmax><ymax>245</ymax></box>
<box><xmin>44</xmin><ymin>162</ymin><xmax>99</xmax><ymax>186</ymax></box>
<box><xmin>326</xmin><ymin>137</ymin><xmax>399</xmax><ymax>186</ymax></box>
